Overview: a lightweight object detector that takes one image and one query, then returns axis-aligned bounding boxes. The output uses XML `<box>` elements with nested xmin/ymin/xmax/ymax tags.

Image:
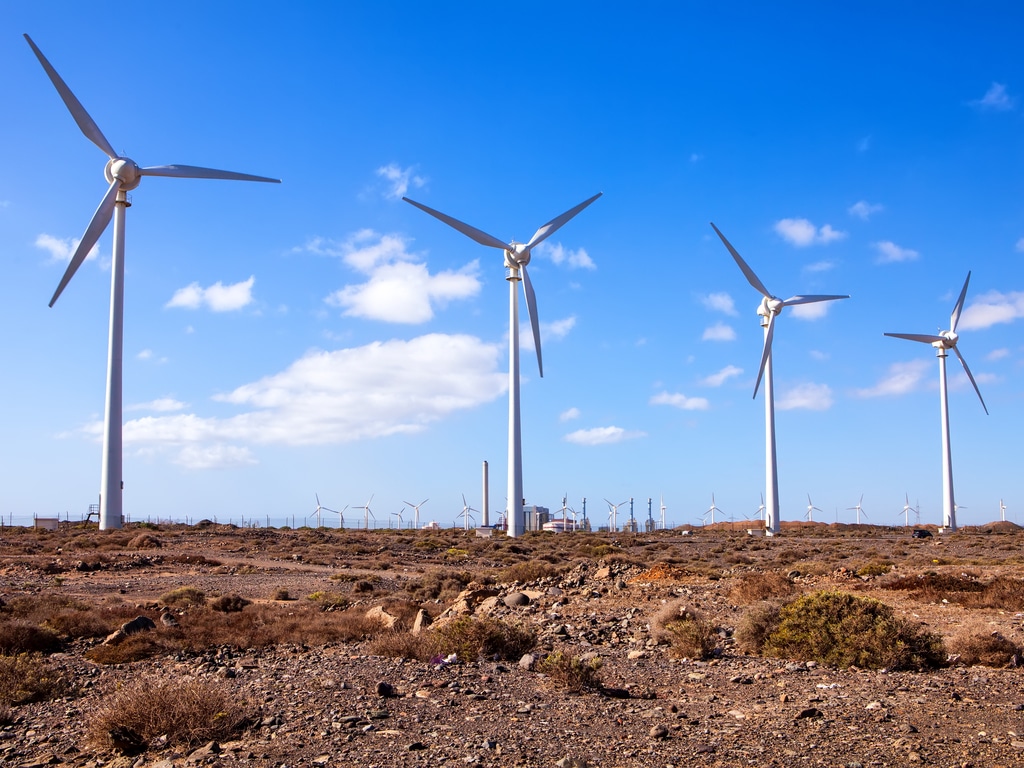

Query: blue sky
<box><xmin>2</xmin><ymin>3</ymin><xmax>1022</xmax><ymax>528</ymax></box>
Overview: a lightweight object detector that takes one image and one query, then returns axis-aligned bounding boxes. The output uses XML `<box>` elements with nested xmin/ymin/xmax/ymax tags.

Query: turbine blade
<box><xmin>525</xmin><ymin>192</ymin><xmax>602</xmax><ymax>249</ymax></box>
<box><xmin>753</xmin><ymin>311</ymin><xmax>775</xmax><ymax>398</ymax></box>
<box><xmin>521</xmin><ymin>264</ymin><xmax>543</xmax><ymax>377</ymax></box>
<box><xmin>49</xmin><ymin>179</ymin><xmax>119</xmax><ymax>307</ymax></box>
<box><xmin>884</xmin><ymin>332</ymin><xmax>945</xmax><ymax>344</ymax></box>
<box><xmin>140</xmin><ymin>165</ymin><xmax>280</xmax><ymax>183</ymax></box>
<box><xmin>781</xmin><ymin>294</ymin><xmax>850</xmax><ymax>306</ymax></box>
<box><xmin>403</xmin><ymin>197</ymin><xmax>508</xmax><ymax>250</ymax></box>
<box><xmin>710</xmin><ymin>222</ymin><xmax>771</xmax><ymax>298</ymax></box>
<box><xmin>950</xmin><ymin>271</ymin><xmax>971</xmax><ymax>332</ymax></box>
<box><xmin>951</xmin><ymin>346</ymin><xmax>989</xmax><ymax>415</ymax></box>
<box><xmin>24</xmin><ymin>34</ymin><xmax>116</xmax><ymax>159</ymax></box>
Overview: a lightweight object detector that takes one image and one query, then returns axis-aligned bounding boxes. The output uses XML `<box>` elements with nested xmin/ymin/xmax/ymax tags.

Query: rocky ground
<box><xmin>3</xmin><ymin>521</ymin><xmax>1024</xmax><ymax>767</ymax></box>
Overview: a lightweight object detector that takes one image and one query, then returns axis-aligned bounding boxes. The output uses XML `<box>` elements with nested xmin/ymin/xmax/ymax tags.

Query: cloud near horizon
<box><xmin>90</xmin><ymin>334</ymin><xmax>507</xmax><ymax>469</ymax></box>
<box><xmin>848</xmin><ymin>201</ymin><xmax>883</xmax><ymax>220</ymax></box>
<box><xmin>702</xmin><ymin>322</ymin><xmax>736</xmax><ymax>342</ymax></box>
<box><xmin>972</xmin><ymin>83</ymin><xmax>1014</xmax><ymax>111</ymax></box>
<box><xmin>774</xmin><ymin>218</ymin><xmax>846</xmax><ymax>247</ymax></box>
<box><xmin>700</xmin><ymin>365</ymin><xmax>743</xmax><ymax>387</ymax></box>
<box><xmin>535</xmin><ymin>241</ymin><xmax>596</xmax><ymax>270</ymax></box>
<box><xmin>376</xmin><ymin>163</ymin><xmax>426</xmax><ymax>199</ymax></box>
<box><xmin>777</xmin><ymin>382</ymin><xmax>833</xmax><ymax>411</ymax></box>
<box><xmin>650</xmin><ymin>391</ymin><xmax>710</xmax><ymax>410</ymax></box>
<box><xmin>35</xmin><ymin>233</ymin><xmax>100</xmax><ymax>265</ymax></box>
<box><xmin>701</xmin><ymin>292</ymin><xmax>737</xmax><ymax>315</ymax></box>
<box><xmin>958</xmin><ymin>290</ymin><xmax>1024</xmax><ymax>330</ymax></box>
<box><xmin>873</xmin><ymin>241</ymin><xmax>919</xmax><ymax>264</ymax></box>
<box><xmin>855</xmin><ymin>359</ymin><xmax>931</xmax><ymax>398</ymax></box>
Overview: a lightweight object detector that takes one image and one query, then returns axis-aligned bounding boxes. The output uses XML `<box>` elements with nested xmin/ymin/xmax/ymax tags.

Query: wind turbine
<box><xmin>604</xmin><ymin>499</ymin><xmax>626</xmax><ymax>531</ymax></box>
<box><xmin>885</xmin><ymin>272</ymin><xmax>988</xmax><ymax>532</ymax></box>
<box><xmin>900</xmin><ymin>494</ymin><xmax>913</xmax><ymax>527</ymax></box>
<box><xmin>704</xmin><ymin>494</ymin><xmax>723</xmax><ymax>526</ymax></box>
<box><xmin>756</xmin><ymin>493</ymin><xmax>766</xmax><ymax>524</ymax></box>
<box><xmin>711</xmin><ymin>223</ymin><xmax>848</xmax><ymax>535</ymax></box>
<box><xmin>404</xmin><ymin>193</ymin><xmax>601</xmax><ymax>537</ymax></box>
<box><xmin>391</xmin><ymin>507</ymin><xmax>405</xmax><ymax>530</ymax></box>
<box><xmin>459</xmin><ymin>494</ymin><xmax>478</xmax><ymax>531</ymax></box>
<box><xmin>313</xmin><ymin>494</ymin><xmax>338</xmax><ymax>528</ymax></box>
<box><xmin>659</xmin><ymin>495</ymin><xmax>667</xmax><ymax>530</ymax></box>
<box><xmin>805</xmin><ymin>494</ymin><xmax>822</xmax><ymax>522</ymax></box>
<box><xmin>403</xmin><ymin>498</ymin><xmax>429</xmax><ymax>529</ymax></box>
<box><xmin>25</xmin><ymin>35</ymin><xmax>279</xmax><ymax>531</ymax></box>
<box><xmin>335</xmin><ymin>505</ymin><xmax>349</xmax><ymax>529</ymax></box>
<box><xmin>847</xmin><ymin>494</ymin><xmax>867</xmax><ymax>525</ymax></box>
<box><xmin>1000</xmin><ymin>499</ymin><xmax>1007</xmax><ymax>522</ymax></box>
<box><xmin>354</xmin><ymin>495</ymin><xmax>375</xmax><ymax>530</ymax></box>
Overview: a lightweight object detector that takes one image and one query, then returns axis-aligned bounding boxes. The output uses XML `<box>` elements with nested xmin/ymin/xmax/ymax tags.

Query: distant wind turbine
<box><xmin>391</xmin><ymin>507</ymin><xmax>405</xmax><ymax>530</ymax></box>
<box><xmin>604</xmin><ymin>499</ymin><xmax>626</xmax><ymax>531</ymax></box>
<box><xmin>712</xmin><ymin>223</ymin><xmax>848</xmax><ymax>535</ymax></box>
<box><xmin>354</xmin><ymin>495</ymin><xmax>375</xmax><ymax>530</ymax></box>
<box><xmin>459</xmin><ymin>494</ymin><xmax>478</xmax><ymax>531</ymax></box>
<box><xmin>660</xmin><ymin>494</ymin><xmax>667</xmax><ymax>530</ymax></box>
<box><xmin>404</xmin><ymin>193</ymin><xmax>601</xmax><ymax>537</ymax></box>
<box><xmin>1000</xmin><ymin>499</ymin><xmax>1007</xmax><ymax>522</ymax></box>
<box><xmin>704</xmin><ymin>494</ymin><xmax>723</xmax><ymax>525</ymax></box>
<box><xmin>885</xmin><ymin>272</ymin><xmax>988</xmax><ymax>532</ymax></box>
<box><xmin>900</xmin><ymin>494</ymin><xmax>914</xmax><ymax>527</ymax></box>
<box><xmin>805</xmin><ymin>494</ymin><xmax>822</xmax><ymax>522</ymax></box>
<box><xmin>313</xmin><ymin>494</ymin><xmax>338</xmax><ymax>528</ymax></box>
<box><xmin>848</xmin><ymin>494</ymin><xmax>868</xmax><ymax>525</ymax></box>
<box><xmin>24</xmin><ymin>34</ymin><xmax>280</xmax><ymax>531</ymax></box>
<box><xmin>403</xmin><ymin>499</ymin><xmax>429</xmax><ymax>529</ymax></box>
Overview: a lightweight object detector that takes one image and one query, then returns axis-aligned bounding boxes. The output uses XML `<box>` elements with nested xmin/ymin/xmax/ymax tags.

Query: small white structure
<box><xmin>541</xmin><ymin>518</ymin><xmax>584</xmax><ymax>533</ymax></box>
<box><xmin>34</xmin><ymin>517</ymin><xmax>60</xmax><ymax>531</ymax></box>
<box><xmin>422</xmin><ymin>520</ymin><xmax>441</xmax><ymax>531</ymax></box>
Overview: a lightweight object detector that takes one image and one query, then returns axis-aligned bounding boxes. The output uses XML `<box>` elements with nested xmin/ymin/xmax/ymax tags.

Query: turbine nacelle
<box><xmin>936</xmin><ymin>330</ymin><xmax>958</xmax><ymax>348</ymax></box>
<box><xmin>504</xmin><ymin>243</ymin><xmax>531</xmax><ymax>269</ymax></box>
<box><xmin>105</xmin><ymin>157</ymin><xmax>142</xmax><ymax>190</ymax></box>
<box><xmin>758</xmin><ymin>296</ymin><xmax>784</xmax><ymax>318</ymax></box>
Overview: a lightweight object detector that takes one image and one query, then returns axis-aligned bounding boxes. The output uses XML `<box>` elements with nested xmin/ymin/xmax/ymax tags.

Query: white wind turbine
<box><xmin>756</xmin><ymin>493</ymin><xmax>766</xmax><ymax>524</ymax></box>
<box><xmin>900</xmin><ymin>494</ymin><xmax>914</xmax><ymax>527</ymax></box>
<box><xmin>885</xmin><ymin>272</ymin><xmax>988</xmax><ymax>532</ymax></box>
<box><xmin>25</xmin><ymin>35</ymin><xmax>279</xmax><ymax>531</ymax></box>
<box><xmin>403</xmin><ymin>498</ymin><xmax>428</xmax><ymax>529</ymax></box>
<box><xmin>660</xmin><ymin>494</ymin><xmax>667</xmax><ymax>530</ymax></box>
<box><xmin>335</xmin><ymin>505</ymin><xmax>349</xmax><ymax>529</ymax></box>
<box><xmin>459</xmin><ymin>494</ymin><xmax>478</xmax><ymax>531</ymax></box>
<box><xmin>848</xmin><ymin>494</ymin><xmax>868</xmax><ymax>525</ymax></box>
<box><xmin>704</xmin><ymin>494</ymin><xmax>723</xmax><ymax>525</ymax></box>
<box><xmin>404</xmin><ymin>193</ymin><xmax>602</xmax><ymax>537</ymax></box>
<box><xmin>1000</xmin><ymin>499</ymin><xmax>1007</xmax><ymax>522</ymax></box>
<box><xmin>313</xmin><ymin>494</ymin><xmax>339</xmax><ymax>528</ymax></box>
<box><xmin>711</xmin><ymin>223</ymin><xmax>848</xmax><ymax>535</ymax></box>
<box><xmin>805</xmin><ymin>494</ymin><xmax>822</xmax><ymax>522</ymax></box>
<box><xmin>354</xmin><ymin>495</ymin><xmax>375</xmax><ymax>530</ymax></box>
<box><xmin>604</xmin><ymin>499</ymin><xmax>626</xmax><ymax>531</ymax></box>
<box><xmin>391</xmin><ymin>507</ymin><xmax>405</xmax><ymax>530</ymax></box>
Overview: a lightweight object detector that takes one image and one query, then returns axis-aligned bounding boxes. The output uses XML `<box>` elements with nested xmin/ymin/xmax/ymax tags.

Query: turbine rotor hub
<box><xmin>104</xmin><ymin>157</ymin><xmax>142</xmax><ymax>191</ymax></box>
<box><xmin>759</xmin><ymin>296</ymin><xmax>783</xmax><ymax>317</ymax></box>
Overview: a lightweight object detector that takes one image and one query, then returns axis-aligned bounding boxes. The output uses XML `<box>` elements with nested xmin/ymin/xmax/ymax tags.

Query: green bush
<box><xmin>0</xmin><ymin>654</ymin><xmax>72</xmax><ymax>704</ymax></box>
<box><xmin>430</xmin><ymin>616</ymin><xmax>536</xmax><ymax>661</ymax></box>
<box><xmin>761</xmin><ymin>590</ymin><xmax>945</xmax><ymax>670</ymax></box>
<box><xmin>159</xmin><ymin>587</ymin><xmax>206</xmax><ymax>607</ymax></box>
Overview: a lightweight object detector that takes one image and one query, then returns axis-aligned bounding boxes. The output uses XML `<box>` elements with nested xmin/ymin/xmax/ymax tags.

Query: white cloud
<box><xmin>320</xmin><ymin>230</ymin><xmax>481</xmax><ymax>324</ymax></box>
<box><xmin>650</xmin><ymin>391</ymin><xmax>710</xmax><ymax>410</ymax></box>
<box><xmin>790</xmin><ymin>302</ymin><xmax>831</xmax><ymax>320</ymax></box>
<box><xmin>804</xmin><ymin>260</ymin><xmax>835</xmax><ymax>273</ymax></box>
<box><xmin>702</xmin><ymin>323</ymin><xmax>736</xmax><ymax>342</ymax></box>
<box><xmin>35</xmin><ymin>233</ymin><xmax>100</xmax><ymax>264</ymax></box>
<box><xmin>855</xmin><ymin>360</ymin><xmax>930</xmax><ymax>398</ymax></box>
<box><xmin>777</xmin><ymin>383</ymin><xmax>833</xmax><ymax>411</ymax></box>
<box><xmin>175</xmin><ymin>445</ymin><xmax>257</xmax><ymax>470</ymax></box>
<box><xmin>774</xmin><ymin>218</ymin><xmax>846</xmax><ymax>247</ymax></box>
<box><xmin>376</xmin><ymin>163</ymin><xmax>426</xmax><ymax>200</ymax></box>
<box><xmin>987</xmin><ymin>348</ymin><xmax>1010</xmax><ymax>361</ymax></box>
<box><xmin>701</xmin><ymin>365</ymin><xmax>743</xmax><ymax>387</ymax></box>
<box><xmin>701</xmin><ymin>292</ymin><xmax>737</xmax><ymax>315</ymax></box>
<box><xmin>167</xmin><ymin>276</ymin><xmax>255</xmax><ymax>312</ymax></box>
<box><xmin>112</xmin><ymin>334</ymin><xmax>506</xmax><ymax>468</ymax></box>
<box><xmin>128</xmin><ymin>398</ymin><xmax>188</xmax><ymax>413</ymax></box>
<box><xmin>972</xmin><ymin>83</ymin><xmax>1014</xmax><ymax>111</ymax></box>
<box><xmin>520</xmin><ymin>316</ymin><xmax>577</xmax><ymax>351</ymax></box>
<box><xmin>809</xmin><ymin>350</ymin><xmax>830</xmax><ymax>361</ymax></box>
<box><xmin>563</xmin><ymin>426</ymin><xmax>646</xmax><ymax>446</ymax></box>
<box><xmin>536</xmin><ymin>242</ymin><xmax>596</xmax><ymax>270</ymax></box>
<box><xmin>873</xmin><ymin>241</ymin><xmax>919</xmax><ymax>264</ymax></box>
<box><xmin>559</xmin><ymin>407</ymin><xmax>581</xmax><ymax>422</ymax></box>
<box><xmin>136</xmin><ymin>348</ymin><xmax>168</xmax><ymax>364</ymax></box>
<box><xmin>848</xmin><ymin>201</ymin><xmax>884</xmax><ymax>221</ymax></box>
<box><xmin>959</xmin><ymin>290</ymin><xmax>1024</xmax><ymax>330</ymax></box>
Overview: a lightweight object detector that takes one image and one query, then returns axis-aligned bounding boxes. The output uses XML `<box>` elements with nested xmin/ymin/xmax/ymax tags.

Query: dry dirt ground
<box><xmin>3</xmin><ymin>520</ymin><xmax>1024</xmax><ymax>768</ymax></box>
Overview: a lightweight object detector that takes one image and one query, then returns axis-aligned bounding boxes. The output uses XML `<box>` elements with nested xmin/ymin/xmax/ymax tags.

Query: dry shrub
<box><xmin>500</xmin><ymin>559</ymin><xmax>559</xmax><ymax>584</ymax></box>
<box><xmin>366</xmin><ymin>630</ymin><xmax>434</xmax><ymax>661</ymax></box>
<box><xmin>127</xmin><ymin>533</ymin><xmax>162</xmax><ymax>549</ymax></box>
<box><xmin>538</xmin><ymin>651</ymin><xmax>602</xmax><ymax>693</ymax></box>
<box><xmin>88</xmin><ymin>676</ymin><xmax>253</xmax><ymax>750</ymax></box>
<box><xmin>948</xmin><ymin>631</ymin><xmax>1022</xmax><ymax>667</ymax></box>
<box><xmin>271</xmin><ymin>587</ymin><xmax>291</xmax><ymax>601</ymax></box>
<box><xmin>306</xmin><ymin>591</ymin><xmax>350</xmax><ymax>610</ymax></box>
<box><xmin>210</xmin><ymin>594</ymin><xmax>251</xmax><ymax>613</ymax></box>
<box><xmin>159</xmin><ymin>587</ymin><xmax>206</xmax><ymax>607</ymax></box>
<box><xmin>761</xmin><ymin>590</ymin><xmax>945</xmax><ymax>670</ymax></box>
<box><xmin>735</xmin><ymin>602</ymin><xmax>782</xmax><ymax>654</ymax></box>
<box><xmin>85</xmin><ymin>633</ymin><xmax>179</xmax><ymax>665</ymax></box>
<box><xmin>729</xmin><ymin>572</ymin><xmax>797</xmax><ymax>604</ymax></box>
<box><xmin>430</xmin><ymin>616</ymin><xmax>536</xmax><ymax>661</ymax></box>
<box><xmin>651</xmin><ymin>602</ymin><xmax>717</xmax><ymax>659</ymax></box>
<box><xmin>0</xmin><ymin>654</ymin><xmax>72</xmax><ymax>704</ymax></box>
<box><xmin>0</xmin><ymin>620</ymin><xmax>62</xmax><ymax>655</ymax></box>
<box><xmin>882</xmin><ymin>573</ymin><xmax>1024</xmax><ymax>611</ymax></box>
<box><xmin>180</xmin><ymin>603</ymin><xmax>381</xmax><ymax>648</ymax></box>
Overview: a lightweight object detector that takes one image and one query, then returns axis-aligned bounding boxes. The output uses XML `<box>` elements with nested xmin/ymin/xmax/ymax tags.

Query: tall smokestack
<box><xmin>482</xmin><ymin>460</ymin><xmax>489</xmax><ymax>527</ymax></box>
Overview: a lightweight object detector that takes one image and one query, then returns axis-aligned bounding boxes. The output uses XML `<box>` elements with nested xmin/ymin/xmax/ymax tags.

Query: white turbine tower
<box><xmin>885</xmin><ymin>272</ymin><xmax>988</xmax><ymax>532</ymax></box>
<box><xmin>805</xmin><ymin>494</ymin><xmax>822</xmax><ymax>522</ymax></box>
<box><xmin>756</xmin><ymin>493</ymin><xmax>766</xmax><ymax>524</ymax></box>
<box><xmin>25</xmin><ymin>35</ymin><xmax>279</xmax><ymax>531</ymax></box>
<box><xmin>313</xmin><ymin>494</ymin><xmax>338</xmax><ymax>528</ymax></box>
<box><xmin>848</xmin><ymin>494</ymin><xmax>868</xmax><ymax>525</ymax></box>
<box><xmin>604</xmin><ymin>499</ymin><xmax>626</xmax><ymax>531</ymax></box>
<box><xmin>403</xmin><ymin>498</ymin><xmax>428</xmax><ymax>529</ymax></box>
<box><xmin>704</xmin><ymin>494</ymin><xmax>723</xmax><ymax>525</ymax></box>
<box><xmin>403</xmin><ymin>193</ymin><xmax>601</xmax><ymax>537</ymax></box>
<box><xmin>660</xmin><ymin>494</ymin><xmax>667</xmax><ymax>530</ymax></box>
<box><xmin>392</xmin><ymin>507</ymin><xmax>405</xmax><ymax>530</ymax></box>
<box><xmin>354</xmin><ymin>495</ymin><xmax>375</xmax><ymax>530</ymax></box>
<box><xmin>711</xmin><ymin>223</ymin><xmax>847</xmax><ymax>535</ymax></box>
<box><xmin>1000</xmin><ymin>499</ymin><xmax>1007</xmax><ymax>522</ymax></box>
<box><xmin>459</xmin><ymin>494</ymin><xmax>478</xmax><ymax>531</ymax></box>
<box><xmin>900</xmin><ymin>494</ymin><xmax>913</xmax><ymax>527</ymax></box>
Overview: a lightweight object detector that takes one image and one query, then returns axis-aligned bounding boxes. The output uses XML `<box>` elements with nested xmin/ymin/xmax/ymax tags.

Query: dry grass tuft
<box><xmin>651</xmin><ymin>601</ymin><xmax>717</xmax><ymax>659</ymax></box>
<box><xmin>0</xmin><ymin>654</ymin><xmax>72</xmax><ymax>704</ymax></box>
<box><xmin>538</xmin><ymin>650</ymin><xmax>602</xmax><ymax>693</ymax></box>
<box><xmin>210</xmin><ymin>594</ymin><xmax>251</xmax><ymax>613</ymax></box>
<box><xmin>159</xmin><ymin>587</ymin><xmax>206</xmax><ymax>607</ymax></box>
<box><xmin>0</xmin><ymin>620</ymin><xmax>62</xmax><ymax>655</ymax></box>
<box><xmin>729</xmin><ymin>572</ymin><xmax>797</xmax><ymax>604</ymax></box>
<box><xmin>430</xmin><ymin>616</ymin><xmax>536</xmax><ymax>661</ymax></box>
<box><xmin>947</xmin><ymin>631</ymin><xmax>1022</xmax><ymax>667</ymax></box>
<box><xmin>88</xmin><ymin>676</ymin><xmax>253</xmax><ymax>750</ymax></box>
<box><xmin>127</xmin><ymin>533</ymin><xmax>162</xmax><ymax>549</ymax></box>
<box><xmin>366</xmin><ymin>630</ymin><xmax>434</xmax><ymax>661</ymax></box>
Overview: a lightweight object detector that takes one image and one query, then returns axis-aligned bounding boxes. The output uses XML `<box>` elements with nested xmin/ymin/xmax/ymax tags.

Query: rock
<box><xmin>503</xmin><ymin>592</ymin><xmax>530</xmax><ymax>608</ymax></box>
<box><xmin>102</xmin><ymin>615</ymin><xmax>157</xmax><ymax>646</ymax></box>
<box><xmin>795</xmin><ymin>707</ymin><xmax>823</xmax><ymax>720</ymax></box>
<box><xmin>407</xmin><ymin>742</ymin><xmax>427</xmax><ymax>751</ymax></box>
<box><xmin>649</xmin><ymin>724</ymin><xmax>669</xmax><ymax>739</ymax></box>
<box><xmin>376</xmin><ymin>681</ymin><xmax>396</xmax><ymax>698</ymax></box>
<box><xmin>481</xmin><ymin>738</ymin><xmax>497</xmax><ymax>750</ymax></box>
<box><xmin>159</xmin><ymin>611</ymin><xmax>177</xmax><ymax>627</ymax></box>
<box><xmin>519</xmin><ymin>653</ymin><xmax>536</xmax><ymax>670</ymax></box>
<box><xmin>627</xmin><ymin>650</ymin><xmax>647</xmax><ymax>660</ymax></box>
<box><xmin>477</xmin><ymin>596</ymin><xmax>501</xmax><ymax>613</ymax></box>
<box><xmin>594</xmin><ymin>567</ymin><xmax>612</xmax><ymax>580</ymax></box>
<box><xmin>556</xmin><ymin>758</ymin><xmax>591</xmax><ymax>768</ymax></box>
<box><xmin>365</xmin><ymin>605</ymin><xmax>399</xmax><ymax>629</ymax></box>
<box><xmin>107</xmin><ymin>726</ymin><xmax>146</xmax><ymax>755</ymax></box>
<box><xmin>614</xmin><ymin>579</ymin><xmax>628</xmax><ymax>590</ymax></box>
<box><xmin>411</xmin><ymin>609</ymin><xmax>432</xmax><ymax>635</ymax></box>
